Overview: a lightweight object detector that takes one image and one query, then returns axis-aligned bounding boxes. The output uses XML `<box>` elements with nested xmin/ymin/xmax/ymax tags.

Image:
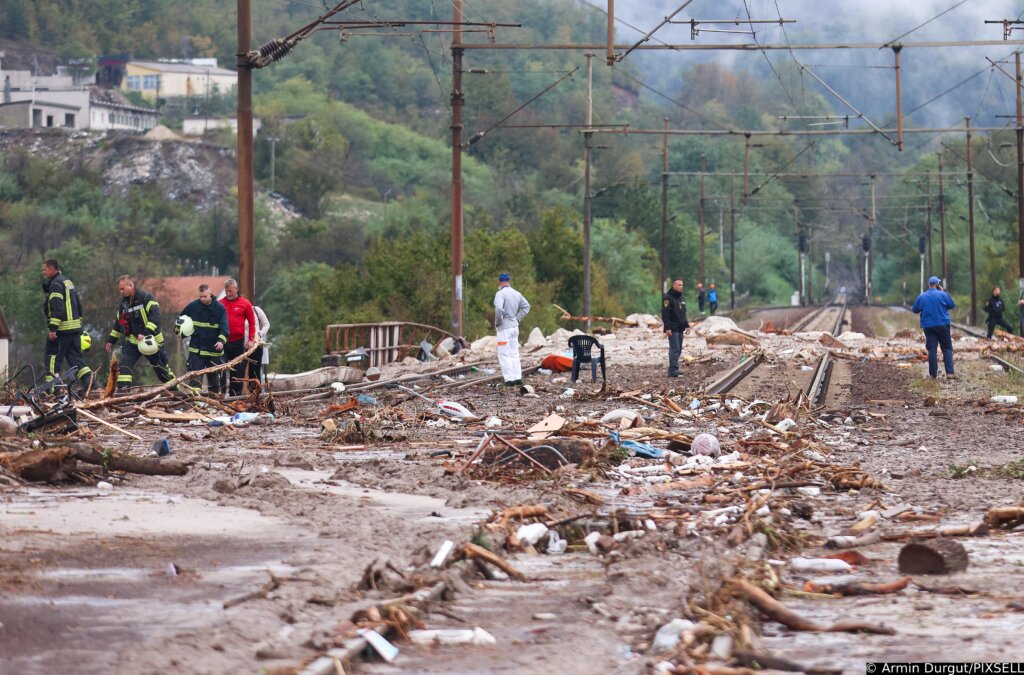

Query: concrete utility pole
<box><xmin>269</xmin><ymin>136</ymin><xmax>279</xmax><ymax>193</ymax></box>
<box><xmin>699</xmin><ymin>155</ymin><xmax>706</xmax><ymax>286</ymax></box>
<box><xmin>967</xmin><ymin>116</ymin><xmax>977</xmax><ymax>326</ymax></box>
<box><xmin>938</xmin><ymin>152</ymin><xmax>948</xmax><ymax>287</ymax></box>
<box><xmin>236</xmin><ymin>0</ymin><xmax>255</xmax><ymax>300</ymax></box>
<box><xmin>660</xmin><ymin>117</ymin><xmax>669</xmax><ymax>292</ymax></box>
<box><xmin>583</xmin><ymin>52</ymin><xmax>594</xmax><ymax>322</ymax></box>
<box><xmin>729</xmin><ymin>177</ymin><xmax>736</xmax><ymax>310</ymax></box>
<box><xmin>807</xmin><ymin>235</ymin><xmax>814</xmax><ymax>304</ymax></box>
<box><xmin>450</xmin><ymin>0</ymin><xmax>464</xmax><ymax>337</ymax></box>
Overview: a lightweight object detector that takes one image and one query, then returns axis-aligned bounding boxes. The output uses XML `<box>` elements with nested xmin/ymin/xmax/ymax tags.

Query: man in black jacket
<box><xmin>662</xmin><ymin>277</ymin><xmax>691</xmax><ymax>378</ymax></box>
<box><xmin>41</xmin><ymin>259</ymin><xmax>93</xmax><ymax>394</ymax></box>
<box><xmin>105</xmin><ymin>275</ymin><xmax>174</xmax><ymax>390</ymax></box>
<box><xmin>178</xmin><ymin>284</ymin><xmax>229</xmax><ymax>394</ymax></box>
<box><xmin>984</xmin><ymin>286</ymin><xmax>1013</xmax><ymax>339</ymax></box>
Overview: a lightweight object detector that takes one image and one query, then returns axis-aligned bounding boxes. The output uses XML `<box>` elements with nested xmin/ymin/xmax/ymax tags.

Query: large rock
<box><xmin>547</xmin><ymin>328</ymin><xmax>575</xmax><ymax>346</ymax></box>
<box><xmin>692</xmin><ymin>315</ymin><xmax>740</xmax><ymax>336</ymax></box>
<box><xmin>626</xmin><ymin>313</ymin><xmax>661</xmax><ymax>329</ymax></box>
<box><xmin>471</xmin><ymin>335</ymin><xmax>500</xmax><ymax>351</ymax></box>
<box><xmin>266</xmin><ymin>366</ymin><xmax>363</xmax><ymax>391</ymax></box>
<box><xmin>525</xmin><ymin>327</ymin><xmax>546</xmax><ymax>349</ymax></box>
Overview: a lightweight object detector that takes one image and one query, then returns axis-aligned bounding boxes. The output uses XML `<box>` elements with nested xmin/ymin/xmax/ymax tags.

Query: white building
<box><xmin>182</xmin><ymin>116</ymin><xmax>262</xmax><ymax>136</ymax></box>
<box><xmin>0</xmin><ymin>305</ymin><xmax>10</xmax><ymax>383</ymax></box>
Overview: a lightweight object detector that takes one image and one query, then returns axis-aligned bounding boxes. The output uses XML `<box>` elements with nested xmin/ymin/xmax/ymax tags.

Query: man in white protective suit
<box><xmin>493</xmin><ymin>272</ymin><xmax>531</xmax><ymax>386</ymax></box>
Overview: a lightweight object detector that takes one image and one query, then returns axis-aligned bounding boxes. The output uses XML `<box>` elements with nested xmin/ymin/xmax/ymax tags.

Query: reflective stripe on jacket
<box><xmin>43</xmin><ymin>273</ymin><xmax>84</xmax><ymax>333</ymax></box>
<box><xmin>108</xmin><ymin>288</ymin><xmax>164</xmax><ymax>345</ymax></box>
<box><xmin>181</xmin><ymin>298</ymin><xmax>229</xmax><ymax>357</ymax></box>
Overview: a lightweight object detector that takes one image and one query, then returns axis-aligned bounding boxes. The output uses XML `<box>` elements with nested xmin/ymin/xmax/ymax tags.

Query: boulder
<box><xmin>471</xmin><ymin>335</ymin><xmax>499</xmax><ymax>351</ymax></box>
<box><xmin>692</xmin><ymin>316</ymin><xmax>740</xmax><ymax>336</ymax></box>
<box><xmin>626</xmin><ymin>313</ymin><xmax>661</xmax><ymax>329</ymax></box>
<box><xmin>525</xmin><ymin>327</ymin><xmax>546</xmax><ymax>349</ymax></box>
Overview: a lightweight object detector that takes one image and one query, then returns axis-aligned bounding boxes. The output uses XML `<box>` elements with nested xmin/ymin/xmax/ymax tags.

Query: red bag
<box><xmin>540</xmin><ymin>353</ymin><xmax>574</xmax><ymax>373</ymax></box>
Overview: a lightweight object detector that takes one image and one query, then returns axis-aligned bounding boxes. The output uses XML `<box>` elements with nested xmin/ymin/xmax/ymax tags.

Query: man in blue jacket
<box><xmin>911</xmin><ymin>276</ymin><xmax>956</xmax><ymax>379</ymax></box>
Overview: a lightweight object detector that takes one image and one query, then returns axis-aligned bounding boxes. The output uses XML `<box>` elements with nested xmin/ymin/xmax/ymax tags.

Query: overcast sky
<box><xmin>602</xmin><ymin>1</ymin><xmax>1023</xmax><ymax>129</ymax></box>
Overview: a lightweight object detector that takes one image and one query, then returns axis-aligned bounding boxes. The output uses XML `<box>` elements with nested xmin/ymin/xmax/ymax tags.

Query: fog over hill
<box><xmin>598</xmin><ymin>0</ymin><xmax>1023</xmax><ymax>129</ymax></box>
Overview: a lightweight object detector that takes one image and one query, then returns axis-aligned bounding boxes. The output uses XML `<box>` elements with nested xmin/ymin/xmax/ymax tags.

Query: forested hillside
<box><xmin>1</xmin><ymin>0</ymin><xmax>1021</xmax><ymax>376</ymax></box>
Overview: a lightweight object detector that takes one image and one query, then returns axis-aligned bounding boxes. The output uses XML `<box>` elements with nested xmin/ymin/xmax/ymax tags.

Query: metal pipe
<box><xmin>699</xmin><ymin>155</ymin><xmax>706</xmax><ymax>285</ymax></box>
<box><xmin>1017</xmin><ymin>50</ymin><xmax>1024</xmax><ymax>308</ymax></box>
<box><xmin>451</xmin><ymin>0</ymin><xmax>464</xmax><ymax>337</ymax></box>
<box><xmin>967</xmin><ymin>116</ymin><xmax>977</xmax><ymax>326</ymax></box>
<box><xmin>939</xmin><ymin>152</ymin><xmax>948</xmax><ymax>288</ymax></box>
<box><xmin>460</xmin><ymin>40</ymin><xmax>1024</xmax><ymax>51</ymax></box>
<box><xmin>893</xmin><ymin>46</ymin><xmax>903</xmax><ymax>151</ymax></box>
<box><xmin>583</xmin><ymin>53</ymin><xmax>594</xmax><ymax>325</ymax></box>
<box><xmin>606</xmin><ymin>0</ymin><xmax>615</xmax><ymax>65</ymax></box>
<box><xmin>729</xmin><ymin>177</ymin><xmax>736</xmax><ymax>310</ymax></box>
<box><xmin>236</xmin><ymin>0</ymin><xmax>255</xmax><ymax>300</ymax></box>
<box><xmin>661</xmin><ymin>117</ymin><xmax>669</xmax><ymax>292</ymax></box>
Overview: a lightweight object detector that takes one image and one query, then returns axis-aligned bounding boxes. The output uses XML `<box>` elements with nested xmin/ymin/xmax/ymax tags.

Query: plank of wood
<box><xmin>143</xmin><ymin>410</ymin><xmax>209</xmax><ymax>422</ymax></box>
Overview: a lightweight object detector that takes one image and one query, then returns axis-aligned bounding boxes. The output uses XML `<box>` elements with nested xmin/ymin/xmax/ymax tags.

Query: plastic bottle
<box><xmin>789</xmin><ymin>557</ymin><xmax>853</xmax><ymax>573</ymax></box>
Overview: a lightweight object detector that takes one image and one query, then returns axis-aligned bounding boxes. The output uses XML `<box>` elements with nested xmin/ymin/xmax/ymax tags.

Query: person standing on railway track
<box><xmin>662</xmin><ymin>277</ymin><xmax>691</xmax><ymax>378</ymax></box>
<box><xmin>493</xmin><ymin>272</ymin><xmax>530</xmax><ymax>387</ymax></box>
<box><xmin>696</xmin><ymin>282</ymin><xmax>706</xmax><ymax>315</ymax></box>
<box><xmin>911</xmin><ymin>276</ymin><xmax>956</xmax><ymax>380</ymax></box>
<box><xmin>707</xmin><ymin>283</ymin><xmax>719</xmax><ymax>315</ymax></box>
<box><xmin>984</xmin><ymin>286</ymin><xmax>1013</xmax><ymax>339</ymax></box>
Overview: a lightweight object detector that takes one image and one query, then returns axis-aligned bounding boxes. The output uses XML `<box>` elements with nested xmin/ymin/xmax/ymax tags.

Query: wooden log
<box><xmin>728</xmin><ymin>578</ymin><xmax>895</xmax><ymax>635</ymax></box>
<box><xmin>67</xmin><ymin>444</ymin><xmax>189</xmax><ymax>476</ymax></box>
<box><xmin>462</xmin><ymin>542</ymin><xmax>527</xmax><ymax>581</ymax></box>
<box><xmin>984</xmin><ymin>506</ymin><xmax>1024</xmax><ymax>529</ymax></box>
<box><xmin>898</xmin><ymin>539</ymin><xmax>969</xmax><ymax>574</ymax></box>
<box><xmin>0</xmin><ymin>447</ymin><xmax>77</xmax><ymax>482</ymax></box>
<box><xmin>76</xmin><ymin>408</ymin><xmax>143</xmax><ymax>440</ymax></box>
<box><xmin>223</xmin><ymin>571</ymin><xmax>280</xmax><ymax>609</ymax></box>
<box><xmin>803</xmin><ymin>576</ymin><xmax>911</xmax><ymax>596</ymax></box>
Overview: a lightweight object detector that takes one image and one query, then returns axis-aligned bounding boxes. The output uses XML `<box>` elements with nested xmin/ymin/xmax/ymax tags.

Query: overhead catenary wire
<box><xmin>883</xmin><ymin>0</ymin><xmax>973</xmax><ymax>48</ymax></box>
<box><xmin>463</xmin><ymin>67</ymin><xmax>580</xmax><ymax>146</ymax></box>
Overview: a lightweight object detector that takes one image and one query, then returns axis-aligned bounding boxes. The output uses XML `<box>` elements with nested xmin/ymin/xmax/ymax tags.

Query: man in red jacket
<box><xmin>220</xmin><ymin>278</ymin><xmax>257</xmax><ymax>396</ymax></box>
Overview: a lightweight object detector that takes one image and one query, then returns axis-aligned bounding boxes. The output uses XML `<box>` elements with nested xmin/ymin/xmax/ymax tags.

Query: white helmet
<box><xmin>175</xmin><ymin>315</ymin><xmax>195</xmax><ymax>337</ymax></box>
<box><xmin>138</xmin><ymin>335</ymin><xmax>159</xmax><ymax>356</ymax></box>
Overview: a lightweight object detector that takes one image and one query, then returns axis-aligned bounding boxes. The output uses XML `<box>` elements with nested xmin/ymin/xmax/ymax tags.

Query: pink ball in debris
<box><xmin>692</xmin><ymin>433</ymin><xmax>721</xmax><ymax>457</ymax></box>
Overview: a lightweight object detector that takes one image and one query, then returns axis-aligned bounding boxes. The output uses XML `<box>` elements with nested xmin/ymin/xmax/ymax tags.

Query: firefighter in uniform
<box><xmin>41</xmin><ymin>259</ymin><xmax>93</xmax><ymax>393</ymax></box>
<box><xmin>177</xmin><ymin>283</ymin><xmax>229</xmax><ymax>394</ymax></box>
<box><xmin>105</xmin><ymin>275</ymin><xmax>174</xmax><ymax>390</ymax></box>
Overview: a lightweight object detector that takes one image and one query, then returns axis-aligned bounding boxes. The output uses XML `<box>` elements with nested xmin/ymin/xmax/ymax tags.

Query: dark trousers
<box><xmin>986</xmin><ymin>316</ymin><xmax>1013</xmax><ymax>339</ymax></box>
<box><xmin>44</xmin><ymin>332</ymin><xmax>91</xmax><ymax>386</ymax></box>
<box><xmin>698</xmin><ymin>297</ymin><xmax>705</xmax><ymax>313</ymax></box>
<box><xmin>667</xmin><ymin>329</ymin><xmax>684</xmax><ymax>376</ymax></box>
<box><xmin>709</xmin><ymin>301</ymin><xmax>718</xmax><ymax>315</ymax></box>
<box><xmin>923</xmin><ymin>324</ymin><xmax>954</xmax><ymax>378</ymax></box>
<box><xmin>224</xmin><ymin>339</ymin><xmax>259</xmax><ymax>396</ymax></box>
<box><xmin>187</xmin><ymin>352</ymin><xmax>224</xmax><ymax>394</ymax></box>
<box><xmin>118</xmin><ymin>342</ymin><xmax>174</xmax><ymax>390</ymax></box>
<box><xmin>250</xmin><ymin>345</ymin><xmax>264</xmax><ymax>383</ymax></box>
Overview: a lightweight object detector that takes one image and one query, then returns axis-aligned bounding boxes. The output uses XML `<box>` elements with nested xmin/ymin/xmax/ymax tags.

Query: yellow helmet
<box><xmin>80</xmin><ymin>333</ymin><xmax>92</xmax><ymax>352</ymax></box>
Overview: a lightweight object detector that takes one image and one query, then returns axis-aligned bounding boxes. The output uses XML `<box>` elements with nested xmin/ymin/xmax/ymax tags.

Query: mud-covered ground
<box><xmin>4</xmin><ymin>306</ymin><xmax>1024</xmax><ymax>674</ymax></box>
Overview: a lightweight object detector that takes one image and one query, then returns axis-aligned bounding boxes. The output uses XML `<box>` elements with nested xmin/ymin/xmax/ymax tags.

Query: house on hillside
<box><xmin>0</xmin><ymin>304</ymin><xmax>10</xmax><ymax>381</ymax></box>
<box><xmin>182</xmin><ymin>115</ymin><xmax>262</xmax><ymax>136</ymax></box>
<box><xmin>0</xmin><ymin>59</ymin><xmax>158</xmax><ymax>131</ymax></box>
<box><xmin>122</xmin><ymin>59</ymin><xmax>237</xmax><ymax>102</ymax></box>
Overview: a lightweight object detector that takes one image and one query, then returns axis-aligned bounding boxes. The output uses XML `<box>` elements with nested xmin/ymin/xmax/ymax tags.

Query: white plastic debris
<box><xmin>775</xmin><ymin>418</ymin><xmax>797</xmax><ymax>432</ymax></box>
<box><xmin>650</xmin><ymin>619</ymin><xmax>697</xmax><ymax>652</ymax></box>
<box><xmin>516</xmin><ymin>523</ymin><xmax>549</xmax><ymax>546</ymax></box>
<box><xmin>584</xmin><ymin>531</ymin><xmax>603</xmax><ymax>554</ymax></box>
<box><xmin>408</xmin><ymin>627</ymin><xmax>496</xmax><ymax>646</ymax></box>
<box><xmin>796</xmin><ymin>486</ymin><xmax>821</xmax><ymax>496</ymax></box>
<box><xmin>992</xmin><ymin>395</ymin><xmax>1018</xmax><ymax>404</ymax></box>
<box><xmin>561</xmin><ymin>388</ymin><xmax>576</xmax><ymax>398</ymax></box>
<box><xmin>430</xmin><ymin>540</ymin><xmax>456</xmax><ymax>568</ymax></box>
<box><xmin>330</xmin><ymin>382</ymin><xmax>346</xmax><ymax>393</ymax></box>
<box><xmin>991</xmin><ymin>364</ymin><xmax>1005</xmax><ymax>372</ymax></box>
<box><xmin>485</xmin><ymin>416</ymin><xmax>504</xmax><ymax>428</ymax></box>
<box><xmin>691</xmin><ymin>433</ymin><xmax>721</xmax><ymax>457</ymax></box>
<box><xmin>789</xmin><ymin>557</ymin><xmax>853</xmax><ymax>573</ymax></box>
<box><xmin>600</xmin><ymin>409</ymin><xmax>640</xmax><ymax>425</ymax></box>
<box><xmin>546</xmin><ymin>530</ymin><xmax>568</xmax><ymax>554</ymax></box>
<box><xmin>612</xmin><ymin>529</ymin><xmax>645</xmax><ymax>542</ymax></box>
<box><xmin>96</xmin><ymin>481</ymin><xmax>113</xmax><ymax>494</ymax></box>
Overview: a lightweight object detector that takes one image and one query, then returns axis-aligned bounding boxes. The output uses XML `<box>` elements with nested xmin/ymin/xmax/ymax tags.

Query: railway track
<box><xmin>706</xmin><ymin>297</ymin><xmax>849</xmax><ymax>406</ymax></box>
